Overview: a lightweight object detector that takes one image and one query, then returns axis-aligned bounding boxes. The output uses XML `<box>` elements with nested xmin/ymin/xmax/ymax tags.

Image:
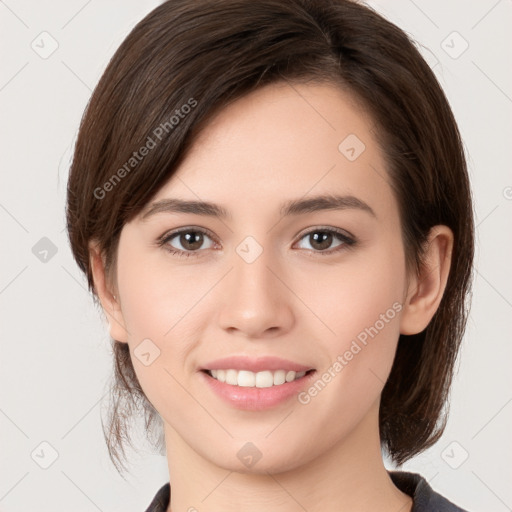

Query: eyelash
<box><xmin>156</xmin><ymin>226</ymin><xmax>356</xmax><ymax>259</ymax></box>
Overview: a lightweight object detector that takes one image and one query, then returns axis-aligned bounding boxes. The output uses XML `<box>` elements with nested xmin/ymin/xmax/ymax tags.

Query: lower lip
<box><xmin>199</xmin><ymin>370</ymin><xmax>316</xmax><ymax>411</ymax></box>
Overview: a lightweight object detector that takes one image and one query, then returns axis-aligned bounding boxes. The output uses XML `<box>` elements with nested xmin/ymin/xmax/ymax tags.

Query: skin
<box><xmin>90</xmin><ymin>80</ymin><xmax>453</xmax><ymax>512</ymax></box>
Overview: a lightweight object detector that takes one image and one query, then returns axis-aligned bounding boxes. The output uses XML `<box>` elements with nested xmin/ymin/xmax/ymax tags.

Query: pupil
<box><xmin>312</xmin><ymin>232</ymin><xmax>332</xmax><ymax>250</ymax></box>
<box><xmin>182</xmin><ymin>232</ymin><xmax>202</xmax><ymax>250</ymax></box>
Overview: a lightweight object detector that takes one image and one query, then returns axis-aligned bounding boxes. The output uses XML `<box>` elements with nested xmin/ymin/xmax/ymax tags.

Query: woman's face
<box><xmin>112</xmin><ymin>81</ymin><xmax>410</xmax><ymax>472</ymax></box>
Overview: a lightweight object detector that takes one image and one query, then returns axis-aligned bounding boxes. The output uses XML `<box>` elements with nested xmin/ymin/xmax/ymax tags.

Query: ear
<box><xmin>400</xmin><ymin>225</ymin><xmax>454</xmax><ymax>335</ymax></box>
<box><xmin>88</xmin><ymin>241</ymin><xmax>128</xmax><ymax>343</ymax></box>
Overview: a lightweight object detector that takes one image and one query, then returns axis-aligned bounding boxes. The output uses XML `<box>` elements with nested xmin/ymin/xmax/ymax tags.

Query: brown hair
<box><xmin>66</xmin><ymin>0</ymin><xmax>474</xmax><ymax>474</ymax></box>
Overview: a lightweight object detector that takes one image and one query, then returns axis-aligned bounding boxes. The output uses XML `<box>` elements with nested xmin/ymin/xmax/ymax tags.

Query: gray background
<box><xmin>1</xmin><ymin>0</ymin><xmax>511</xmax><ymax>510</ymax></box>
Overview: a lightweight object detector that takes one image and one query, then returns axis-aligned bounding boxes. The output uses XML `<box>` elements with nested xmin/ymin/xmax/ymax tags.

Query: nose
<box><xmin>216</xmin><ymin>245</ymin><xmax>295</xmax><ymax>339</ymax></box>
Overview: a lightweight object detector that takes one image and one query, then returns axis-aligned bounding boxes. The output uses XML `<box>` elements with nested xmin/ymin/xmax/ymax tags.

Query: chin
<box><xmin>202</xmin><ymin>440</ymin><xmax>310</xmax><ymax>476</ymax></box>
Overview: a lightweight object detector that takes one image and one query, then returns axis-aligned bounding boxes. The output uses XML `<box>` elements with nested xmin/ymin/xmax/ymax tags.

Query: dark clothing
<box><xmin>388</xmin><ymin>471</ymin><xmax>468</xmax><ymax>511</ymax></box>
<box><xmin>144</xmin><ymin>470</ymin><xmax>468</xmax><ymax>511</ymax></box>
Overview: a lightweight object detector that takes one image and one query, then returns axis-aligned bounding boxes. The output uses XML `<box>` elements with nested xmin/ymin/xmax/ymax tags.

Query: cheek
<box><xmin>114</xmin><ymin>244</ymin><xmax>209</xmax><ymax>390</ymax></box>
<box><xmin>117</xmin><ymin>265</ymin><xmax>166</xmax><ymax>340</ymax></box>
<box><xmin>114</xmin><ymin>249</ymin><xmax>201</xmax><ymax>414</ymax></box>
<box><xmin>312</xmin><ymin>238</ymin><xmax>406</xmax><ymax>389</ymax></box>
<box><xmin>316</xmin><ymin>241</ymin><xmax>405</xmax><ymax>337</ymax></box>
<box><xmin>116</xmin><ymin>245</ymin><xmax>203</xmax><ymax>341</ymax></box>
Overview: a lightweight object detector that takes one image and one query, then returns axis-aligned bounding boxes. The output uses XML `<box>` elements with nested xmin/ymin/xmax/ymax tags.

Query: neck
<box><xmin>163</xmin><ymin>400</ymin><xmax>412</xmax><ymax>512</ymax></box>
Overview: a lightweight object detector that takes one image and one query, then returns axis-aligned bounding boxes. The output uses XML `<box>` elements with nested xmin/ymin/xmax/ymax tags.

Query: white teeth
<box><xmin>238</xmin><ymin>370</ymin><xmax>256</xmax><ymax>387</ymax></box>
<box><xmin>226</xmin><ymin>369</ymin><xmax>238</xmax><ymax>385</ymax></box>
<box><xmin>207</xmin><ymin>369</ymin><xmax>309</xmax><ymax>387</ymax></box>
<box><xmin>273</xmin><ymin>369</ymin><xmax>286</xmax><ymax>385</ymax></box>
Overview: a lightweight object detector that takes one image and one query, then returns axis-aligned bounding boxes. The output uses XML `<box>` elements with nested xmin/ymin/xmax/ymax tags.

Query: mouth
<box><xmin>201</xmin><ymin>368</ymin><xmax>316</xmax><ymax>388</ymax></box>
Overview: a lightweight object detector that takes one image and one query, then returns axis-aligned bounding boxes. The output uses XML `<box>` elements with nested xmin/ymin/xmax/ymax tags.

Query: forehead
<box><xmin>148</xmin><ymin>81</ymin><xmax>397</xmax><ymax>224</ymax></box>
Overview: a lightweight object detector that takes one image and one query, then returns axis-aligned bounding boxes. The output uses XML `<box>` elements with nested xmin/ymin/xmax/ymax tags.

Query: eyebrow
<box><xmin>141</xmin><ymin>194</ymin><xmax>376</xmax><ymax>221</ymax></box>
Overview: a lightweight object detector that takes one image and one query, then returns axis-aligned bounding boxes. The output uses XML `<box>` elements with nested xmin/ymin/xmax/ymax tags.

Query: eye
<box><xmin>294</xmin><ymin>227</ymin><xmax>355</xmax><ymax>255</ymax></box>
<box><xmin>158</xmin><ymin>227</ymin><xmax>217</xmax><ymax>257</ymax></box>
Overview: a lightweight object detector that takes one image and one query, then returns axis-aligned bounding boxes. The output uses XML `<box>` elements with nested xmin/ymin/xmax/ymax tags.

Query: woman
<box><xmin>65</xmin><ymin>0</ymin><xmax>474</xmax><ymax>510</ymax></box>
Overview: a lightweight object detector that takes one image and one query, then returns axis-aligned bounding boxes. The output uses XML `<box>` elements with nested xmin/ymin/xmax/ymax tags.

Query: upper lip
<box><xmin>201</xmin><ymin>356</ymin><xmax>314</xmax><ymax>373</ymax></box>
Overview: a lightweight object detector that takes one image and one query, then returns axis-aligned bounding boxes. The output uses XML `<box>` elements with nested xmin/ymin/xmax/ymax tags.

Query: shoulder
<box><xmin>389</xmin><ymin>470</ymin><xmax>470</xmax><ymax>511</ymax></box>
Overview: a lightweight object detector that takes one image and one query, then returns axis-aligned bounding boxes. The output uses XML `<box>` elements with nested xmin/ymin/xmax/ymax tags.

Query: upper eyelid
<box><xmin>295</xmin><ymin>225</ymin><xmax>355</xmax><ymax>240</ymax></box>
<box><xmin>159</xmin><ymin>226</ymin><xmax>219</xmax><ymax>245</ymax></box>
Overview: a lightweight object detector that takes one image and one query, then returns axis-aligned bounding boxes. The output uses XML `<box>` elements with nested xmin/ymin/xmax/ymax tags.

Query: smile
<box><xmin>205</xmin><ymin>369</ymin><xmax>313</xmax><ymax>388</ymax></box>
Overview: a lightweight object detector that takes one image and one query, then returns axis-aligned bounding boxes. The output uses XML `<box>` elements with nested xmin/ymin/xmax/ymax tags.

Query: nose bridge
<box><xmin>217</xmin><ymin>236</ymin><xmax>293</xmax><ymax>336</ymax></box>
<box><xmin>231</xmin><ymin>236</ymin><xmax>280</xmax><ymax>308</ymax></box>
